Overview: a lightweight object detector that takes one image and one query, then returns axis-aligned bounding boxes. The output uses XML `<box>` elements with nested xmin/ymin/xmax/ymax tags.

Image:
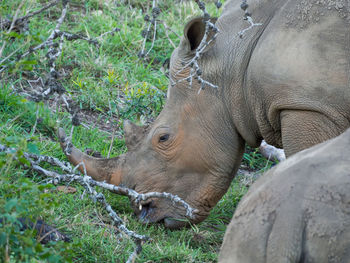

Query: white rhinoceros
<box><xmin>219</xmin><ymin>128</ymin><xmax>350</xmax><ymax>263</ymax></box>
<box><xmin>60</xmin><ymin>0</ymin><xmax>350</xmax><ymax>228</ymax></box>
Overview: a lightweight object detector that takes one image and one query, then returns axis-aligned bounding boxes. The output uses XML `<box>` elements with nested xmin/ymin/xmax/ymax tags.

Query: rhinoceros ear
<box><xmin>181</xmin><ymin>17</ymin><xmax>217</xmax><ymax>54</ymax></box>
<box><xmin>124</xmin><ymin>120</ymin><xmax>147</xmax><ymax>150</ymax></box>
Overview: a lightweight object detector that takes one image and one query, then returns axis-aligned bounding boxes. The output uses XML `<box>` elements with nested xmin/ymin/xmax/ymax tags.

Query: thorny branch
<box><xmin>1</xmin><ymin>0</ymin><xmax>121</xmax><ymax>136</ymax></box>
<box><xmin>238</xmin><ymin>0</ymin><xmax>262</xmax><ymax>38</ymax></box>
<box><xmin>138</xmin><ymin>0</ymin><xmax>160</xmax><ymax>58</ymax></box>
<box><xmin>0</xmin><ymin>143</ymin><xmax>197</xmax><ymax>261</ymax></box>
<box><xmin>0</xmin><ymin>145</ymin><xmax>146</xmax><ymax>261</ymax></box>
<box><xmin>96</xmin><ymin>27</ymin><xmax>121</xmax><ymax>40</ymax></box>
<box><xmin>0</xmin><ymin>1</ymin><xmax>25</xmax><ymax>59</ymax></box>
<box><xmin>1</xmin><ymin>0</ymin><xmax>61</xmax><ymax>66</ymax></box>
<box><xmin>0</xmin><ymin>0</ymin><xmax>116</xmax><ymax>77</ymax></box>
<box><xmin>170</xmin><ymin>0</ymin><xmax>261</xmax><ymax>92</ymax></box>
<box><xmin>139</xmin><ymin>0</ymin><xmax>261</xmax><ymax>93</ymax></box>
<box><xmin>0</xmin><ymin>0</ymin><xmax>60</xmax><ymax>31</ymax></box>
<box><xmin>138</xmin><ymin>0</ymin><xmax>221</xmax><ymax>94</ymax></box>
<box><xmin>60</xmin><ymin>132</ymin><xmax>198</xmax><ymax>219</ymax></box>
<box><xmin>171</xmin><ymin>0</ymin><xmax>222</xmax><ymax>94</ymax></box>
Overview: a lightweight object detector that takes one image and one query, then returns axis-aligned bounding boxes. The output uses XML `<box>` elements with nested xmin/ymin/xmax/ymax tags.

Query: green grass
<box><xmin>0</xmin><ymin>0</ymin><xmax>274</xmax><ymax>262</ymax></box>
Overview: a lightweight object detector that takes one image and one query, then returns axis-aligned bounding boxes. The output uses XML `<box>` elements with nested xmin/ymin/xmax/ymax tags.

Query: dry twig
<box><xmin>1</xmin><ymin>0</ymin><xmax>122</xmax><ymax>137</ymax></box>
<box><xmin>0</xmin><ymin>0</ymin><xmax>60</xmax><ymax>31</ymax></box>
<box><xmin>0</xmin><ymin>143</ymin><xmax>197</xmax><ymax>261</ymax></box>
<box><xmin>138</xmin><ymin>0</ymin><xmax>159</xmax><ymax>58</ymax></box>
<box><xmin>238</xmin><ymin>0</ymin><xmax>262</xmax><ymax>38</ymax></box>
<box><xmin>0</xmin><ymin>0</ymin><xmax>25</xmax><ymax>59</ymax></box>
<box><xmin>170</xmin><ymin>0</ymin><xmax>221</xmax><ymax>94</ymax></box>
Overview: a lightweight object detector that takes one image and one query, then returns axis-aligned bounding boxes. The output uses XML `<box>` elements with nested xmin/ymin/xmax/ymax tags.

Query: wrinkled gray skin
<box><xmin>219</xmin><ymin>128</ymin><xmax>350</xmax><ymax>263</ymax></box>
<box><xmin>60</xmin><ymin>0</ymin><xmax>350</xmax><ymax>229</ymax></box>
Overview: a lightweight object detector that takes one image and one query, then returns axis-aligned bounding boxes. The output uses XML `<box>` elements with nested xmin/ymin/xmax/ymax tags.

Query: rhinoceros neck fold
<box><xmin>212</xmin><ymin>0</ymin><xmax>289</xmax><ymax>149</ymax></box>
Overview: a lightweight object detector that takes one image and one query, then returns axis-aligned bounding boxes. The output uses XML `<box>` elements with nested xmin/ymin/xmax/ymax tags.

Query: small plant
<box><xmin>117</xmin><ymin>81</ymin><xmax>166</xmax><ymax>121</ymax></box>
<box><xmin>242</xmin><ymin>146</ymin><xmax>276</xmax><ymax>172</ymax></box>
<box><xmin>0</xmin><ymin>164</ymin><xmax>75</xmax><ymax>262</ymax></box>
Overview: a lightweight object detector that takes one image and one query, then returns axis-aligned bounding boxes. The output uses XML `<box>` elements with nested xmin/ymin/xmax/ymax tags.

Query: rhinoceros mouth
<box><xmin>137</xmin><ymin>201</ymin><xmax>188</xmax><ymax>229</ymax></box>
<box><xmin>138</xmin><ymin>201</ymin><xmax>155</xmax><ymax>223</ymax></box>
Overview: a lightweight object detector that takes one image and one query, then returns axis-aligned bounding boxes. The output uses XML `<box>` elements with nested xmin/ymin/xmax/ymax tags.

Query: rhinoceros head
<box><xmin>59</xmin><ymin>18</ymin><xmax>245</xmax><ymax>228</ymax></box>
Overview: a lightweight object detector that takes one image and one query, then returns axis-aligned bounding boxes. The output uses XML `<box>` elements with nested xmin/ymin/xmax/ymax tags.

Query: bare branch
<box><xmin>145</xmin><ymin>19</ymin><xmax>157</xmax><ymax>57</ymax></box>
<box><xmin>0</xmin><ymin>142</ymin><xmax>198</xmax><ymax>260</ymax></box>
<box><xmin>1</xmin><ymin>1</ymin><xmax>108</xmax><ymax>77</ymax></box>
<box><xmin>138</xmin><ymin>0</ymin><xmax>159</xmax><ymax>59</ymax></box>
<box><xmin>0</xmin><ymin>143</ymin><xmax>149</xmax><ymax>260</ymax></box>
<box><xmin>0</xmin><ymin>0</ymin><xmax>25</xmax><ymax>59</ymax></box>
<box><xmin>126</xmin><ymin>240</ymin><xmax>142</xmax><ymax>263</ymax></box>
<box><xmin>0</xmin><ymin>46</ymin><xmax>22</xmax><ymax>65</ymax></box>
<box><xmin>259</xmin><ymin>140</ymin><xmax>286</xmax><ymax>162</ymax></box>
<box><xmin>59</xmin><ymin>132</ymin><xmax>198</xmax><ymax>219</ymax></box>
<box><xmin>107</xmin><ymin>130</ymin><xmax>116</xmax><ymax>158</ymax></box>
<box><xmin>1</xmin><ymin>0</ymin><xmax>60</xmax><ymax>31</ymax></box>
<box><xmin>161</xmin><ymin>20</ymin><xmax>180</xmax><ymax>37</ymax></box>
<box><xmin>238</xmin><ymin>15</ymin><xmax>262</xmax><ymax>38</ymax></box>
<box><xmin>238</xmin><ymin>0</ymin><xmax>262</xmax><ymax>38</ymax></box>
<box><xmin>1</xmin><ymin>0</ymin><xmax>69</xmax><ymax>73</ymax></box>
<box><xmin>161</xmin><ymin>24</ymin><xmax>176</xmax><ymax>48</ymax></box>
<box><xmin>30</xmin><ymin>105</ymin><xmax>40</xmax><ymax>137</ymax></box>
<box><xmin>172</xmin><ymin>1</ymin><xmax>221</xmax><ymax>93</ymax></box>
<box><xmin>96</xmin><ymin>27</ymin><xmax>121</xmax><ymax>40</ymax></box>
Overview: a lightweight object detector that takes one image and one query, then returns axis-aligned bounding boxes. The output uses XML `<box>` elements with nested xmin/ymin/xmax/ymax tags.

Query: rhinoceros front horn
<box><xmin>58</xmin><ymin>128</ymin><xmax>124</xmax><ymax>185</ymax></box>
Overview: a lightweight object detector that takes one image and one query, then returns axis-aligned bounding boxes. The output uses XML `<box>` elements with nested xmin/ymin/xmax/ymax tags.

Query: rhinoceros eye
<box><xmin>159</xmin><ymin>134</ymin><xmax>169</xmax><ymax>143</ymax></box>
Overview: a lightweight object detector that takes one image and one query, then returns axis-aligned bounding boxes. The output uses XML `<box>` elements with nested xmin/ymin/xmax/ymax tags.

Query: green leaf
<box><xmin>19</xmin><ymin>60</ymin><xmax>38</xmax><ymax>65</ymax></box>
<box><xmin>18</xmin><ymin>157</ymin><xmax>30</xmax><ymax>166</ymax></box>
<box><xmin>110</xmin><ymin>101</ymin><xmax>117</xmax><ymax>112</ymax></box>
<box><xmin>24</xmin><ymin>246</ymin><xmax>34</xmax><ymax>256</ymax></box>
<box><xmin>0</xmin><ymin>232</ymin><xmax>7</xmax><ymax>246</ymax></box>
<box><xmin>5</xmin><ymin>136</ymin><xmax>19</xmax><ymax>144</ymax></box>
<box><xmin>39</xmin><ymin>251</ymin><xmax>51</xmax><ymax>259</ymax></box>
<box><xmin>22</xmin><ymin>65</ymin><xmax>34</xmax><ymax>71</ymax></box>
<box><xmin>32</xmin><ymin>35</ymin><xmax>42</xmax><ymax>42</ymax></box>
<box><xmin>0</xmin><ymin>160</ymin><xmax>6</xmax><ymax>168</ymax></box>
<box><xmin>35</xmin><ymin>242</ymin><xmax>44</xmax><ymax>253</ymax></box>
<box><xmin>5</xmin><ymin>198</ymin><xmax>18</xmax><ymax>212</ymax></box>
<box><xmin>27</xmin><ymin>143</ymin><xmax>40</xmax><ymax>155</ymax></box>
<box><xmin>4</xmin><ymin>31</ymin><xmax>22</xmax><ymax>39</ymax></box>
<box><xmin>38</xmin><ymin>184</ymin><xmax>53</xmax><ymax>191</ymax></box>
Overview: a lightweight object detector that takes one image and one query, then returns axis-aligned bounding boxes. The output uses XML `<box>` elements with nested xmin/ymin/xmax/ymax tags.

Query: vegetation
<box><xmin>0</xmin><ymin>0</ymin><xmax>275</xmax><ymax>262</ymax></box>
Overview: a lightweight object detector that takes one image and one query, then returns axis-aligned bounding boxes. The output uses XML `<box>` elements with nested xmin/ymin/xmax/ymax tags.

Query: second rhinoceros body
<box><xmin>60</xmin><ymin>0</ymin><xmax>350</xmax><ymax>228</ymax></box>
<box><xmin>219</xmin><ymin>128</ymin><xmax>350</xmax><ymax>263</ymax></box>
